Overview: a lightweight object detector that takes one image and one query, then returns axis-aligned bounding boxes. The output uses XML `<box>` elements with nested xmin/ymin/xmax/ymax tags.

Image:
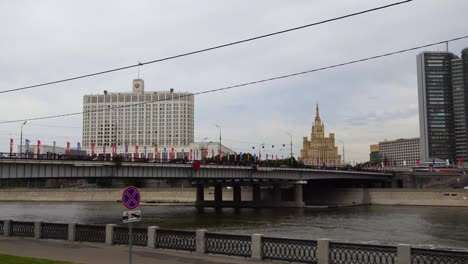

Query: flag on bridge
<box><xmin>9</xmin><ymin>138</ymin><xmax>13</xmax><ymax>156</ymax></box>
<box><xmin>66</xmin><ymin>141</ymin><xmax>70</xmax><ymax>156</ymax></box>
<box><xmin>144</xmin><ymin>146</ymin><xmax>147</xmax><ymax>159</ymax></box>
<box><xmin>91</xmin><ymin>143</ymin><xmax>95</xmax><ymax>156</ymax></box>
<box><xmin>37</xmin><ymin>140</ymin><xmax>41</xmax><ymax>156</ymax></box>
<box><xmin>52</xmin><ymin>141</ymin><xmax>56</xmax><ymax>155</ymax></box>
<box><xmin>77</xmin><ymin>142</ymin><xmax>81</xmax><ymax>157</ymax></box>
<box><xmin>182</xmin><ymin>149</ymin><xmax>185</xmax><ymax>160</ymax></box>
<box><xmin>25</xmin><ymin>139</ymin><xmax>30</xmax><ymax>158</ymax></box>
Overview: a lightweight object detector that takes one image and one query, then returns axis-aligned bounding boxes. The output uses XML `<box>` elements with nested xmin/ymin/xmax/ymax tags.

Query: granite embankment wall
<box><xmin>307</xmin><ymin>188</ymin><xmax>468</xmax><ymax>207</ymax></box>
<box><xmin>1</xmin><ymin>188</ymin><xmax>468</xmax><ymax>206</ymax></box>
<box><xmin>0</xmin><ymin>188</ymin><xmax>252</xmax><ymax>202</ymax></box>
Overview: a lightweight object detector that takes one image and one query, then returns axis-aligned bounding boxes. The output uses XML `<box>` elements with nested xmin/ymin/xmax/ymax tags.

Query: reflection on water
<box><xmin>1</xmin><ymin>201</ymin><xmax>468</xmax><ymax>249</ymax></box>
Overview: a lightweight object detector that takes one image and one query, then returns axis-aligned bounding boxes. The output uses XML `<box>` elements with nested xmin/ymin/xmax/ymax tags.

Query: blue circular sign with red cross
<box><xmin>122</xmin><ymin>186</ymin><xmax>140</xmax><ymax>210</ymax></box>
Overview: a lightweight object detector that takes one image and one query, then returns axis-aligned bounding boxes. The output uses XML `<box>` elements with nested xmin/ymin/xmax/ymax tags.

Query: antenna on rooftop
<box><xmin>137</xmin><ymin>61</ymin><xmax>141</xmax><ymax>79</ymax></box>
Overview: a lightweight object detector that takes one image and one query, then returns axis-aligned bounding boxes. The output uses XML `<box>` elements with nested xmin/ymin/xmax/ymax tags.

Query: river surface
<box><xmin>1</xmin><ymin>202</ymin><xmax>468</xmax><ymax>250</ymax></box>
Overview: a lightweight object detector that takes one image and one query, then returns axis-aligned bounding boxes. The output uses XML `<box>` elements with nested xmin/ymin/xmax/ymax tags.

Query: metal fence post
<box><xmin>34</xmin><ymin>221</ymin><xmax>42</xmax><ymax>239</ymax></box>
<box><xmin>196</xmin><ymin>229</ymin><xmax>207</xmax><ymax>254</ymax></box>
<box><xmin>251</xmin><ymin>234</ymin><xmax>263</xmax><ymax>260</ymax></box>
<box><xmin>3</xmin><ymin>220</ymin><xmax>11</xmax><ymax>236</ymax></box>
<box><xmin>397</xmin><ymin>244</ymin><xmax>411</xmax><ymax>264</ymax></box>
<box><xmin>317</xmin><ymin>239</ymin><xmax>330</xmax><ymax>264</ymax></box>
<box><xmin>105</xmin><ymin>224</ymin><xmax>116</xmax><ymax>245</ymax></box>
<box><xmin>68</xmin><ymin>223</ymin><xmax>76</xmax><ymax>241</ymax></box>
<box><xmin>147</xmin><ymin>226</ymin><xmax>159</xmax><ymax>248</ymax></box>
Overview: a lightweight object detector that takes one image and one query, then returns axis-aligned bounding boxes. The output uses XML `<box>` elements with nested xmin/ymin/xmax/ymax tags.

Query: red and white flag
<box><xmin>37</xmin><ymin>140</ymin><xmax>41</xmax><ymax>155</ymax></box>
<box><xmin>9</xmin><ymin>138</ymin><xmax>13</xmax><ymax>155</ymax></box>
<box><xmin>66</xmin><ymin>141</ymin><xmax>70</xmax><ymax>155</ymax></box>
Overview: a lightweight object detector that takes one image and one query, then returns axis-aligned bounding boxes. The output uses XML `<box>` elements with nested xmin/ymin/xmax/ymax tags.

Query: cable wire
<box><xmin>0</xmin><ymin>0</ymin><xmax>413</xmax><ymax>94</ymax></box>
<box><xmin>0</xmin><ymin>34</ymin><xmax>466</xmax><ymax>124</ymax></box>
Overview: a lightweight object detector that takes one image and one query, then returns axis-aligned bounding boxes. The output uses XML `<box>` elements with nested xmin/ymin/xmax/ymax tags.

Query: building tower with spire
<box><xmin>301</xmin><ymin>104</ymin><xmax>341</xmax><ymax>166</ymax></box>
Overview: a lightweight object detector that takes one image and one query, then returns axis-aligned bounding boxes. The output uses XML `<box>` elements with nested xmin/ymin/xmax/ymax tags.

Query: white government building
<box><xmin>82</xmin><ymin>79</ymin><xmax>196</xmax><ymax>157</ymax></box>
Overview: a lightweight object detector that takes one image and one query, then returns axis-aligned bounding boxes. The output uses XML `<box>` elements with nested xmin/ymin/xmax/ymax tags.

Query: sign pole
<box><xmin>129</xmin><ymin>222</ymin><xmax>133</xmax><ymax>264</ymax></box>
<box><xmin>121</xmin><ymin>186</ymin><xmax>141</xmax><ymax>264</ymax></box>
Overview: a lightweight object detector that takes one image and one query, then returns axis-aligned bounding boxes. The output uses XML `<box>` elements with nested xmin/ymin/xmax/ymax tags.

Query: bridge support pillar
<box><xmin>196</xmin><ymin>184</ymin><xmax>204</xmax><ymax>203</ymax></box>
<box><xmin>214</xmin><ymin>183</ymin><xmax>223</xmax><ymax>212</ymax></box>
<box><xmin>214</xmin><ymin>184</ymin><xmax>222</xmax><ymax>203</ymax></box>
<box><xmin>233</xmin><ymin>183</ymin><xmax>241</xmax><ymax>203</ymax></box>
<box><xmin>294</xmin><ymin>183</ymin><xmax>305</xmax><ymax>207</ymax></box>
<box><xmin>273</xmin><ymin>183</ymin><xmax>282</xmax><ymax>204</ymax></box>
<box><xmin>252</xmin><ymin>184</ymin><xmax>261</xmax><ymax>202</ymax></box>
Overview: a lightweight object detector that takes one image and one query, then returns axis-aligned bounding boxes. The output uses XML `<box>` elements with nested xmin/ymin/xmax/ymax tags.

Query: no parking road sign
<box><xmin>122</xmin><ymin>186</ymin><xmax>141</xmax><ymax>264</ymax></box>
<box><xmin>122</xmin><ymin>186</ymin><xmax>140</xmax><ymax>210</ymax></box>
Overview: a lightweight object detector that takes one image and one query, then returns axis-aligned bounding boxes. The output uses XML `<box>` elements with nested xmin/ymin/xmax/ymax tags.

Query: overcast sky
<box><xmin>1</xmin><ymin>0</ymin><xmax>467</xmax><ymax>162</ymax></box>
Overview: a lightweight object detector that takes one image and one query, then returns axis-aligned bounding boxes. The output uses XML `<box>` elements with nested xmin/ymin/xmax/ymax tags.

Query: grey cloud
<box><xmin>0</xmin><ymin>0</ymin><xmax>467</xmax><ymax>161</ymax></box>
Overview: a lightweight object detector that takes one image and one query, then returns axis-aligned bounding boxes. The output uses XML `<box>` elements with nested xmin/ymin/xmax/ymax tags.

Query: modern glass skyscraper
<box><xmin>417</xmin><ymin>48</ymin><xmax>468</xmax><ymax>163</ymax></box>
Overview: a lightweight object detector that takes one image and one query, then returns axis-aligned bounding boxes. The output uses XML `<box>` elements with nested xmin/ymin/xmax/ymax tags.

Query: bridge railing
<box><xmin>0</xmin><ymin>152</ymin><xmax>390</xmax><ymax>173</ymax></box>
<box><xmin>1</xmin><ymin>220</ymin><xmax>467</xmax><ymax>264</ymax></box>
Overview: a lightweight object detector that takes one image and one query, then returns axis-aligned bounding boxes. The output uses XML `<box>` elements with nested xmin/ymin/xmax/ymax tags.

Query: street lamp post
<box><xmin>201</xmin><ymin>137</ymin><xmax>208</xmax><ymax>160</ymax></box>
<box><xmin>286</xmin><ymin>132</ymin><xmax>293</xmax><ymax>166</ymax></box>
<box><xmin>337</xmin><ymin>139</ymin><xmax>345</xmax><ymax>165</ymax></box>
<box><xmin>252</xmin><ymin>143</ymin><xmax>265</xmax><ymax>163</ymax></box>
<box><xmin>215</xmin><ymin>125</ymin><xmax>221</xmax><ymax>161</ymax></box>
<box><xmin>20</xmin><ymin>121</ymin><xmax>27</xmax><ymax>158</ymax></box>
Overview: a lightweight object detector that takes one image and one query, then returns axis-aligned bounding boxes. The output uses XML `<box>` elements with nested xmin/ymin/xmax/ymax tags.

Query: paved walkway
<box><xmin>0</xmin><ymin>237</ymin><xmax>278</xmax><ymax>264</ymax></box>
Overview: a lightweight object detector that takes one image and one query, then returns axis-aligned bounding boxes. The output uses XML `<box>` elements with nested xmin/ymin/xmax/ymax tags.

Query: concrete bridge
<box><xmin>0</xmin><ymin>159</ymin><xmax>392</xmax><ymax>209</ymax></box>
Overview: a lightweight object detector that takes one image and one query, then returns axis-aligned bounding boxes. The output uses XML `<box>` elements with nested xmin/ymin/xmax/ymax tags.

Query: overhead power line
<box><xmin>0</xmin><ymin>34</ymin><xmax>466</xmax><ymax>125</ymax></box>
<box><xmin>0</xmin><ymin>0</ymin><xmax>413</xmax><ymax>95</ymax></box>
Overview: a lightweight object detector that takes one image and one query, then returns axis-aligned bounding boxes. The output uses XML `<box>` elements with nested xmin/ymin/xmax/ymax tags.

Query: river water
<box><xmin>1</xmin><ymin>202</ymin><xmax>468</xmax><ymax>250</ymax></box>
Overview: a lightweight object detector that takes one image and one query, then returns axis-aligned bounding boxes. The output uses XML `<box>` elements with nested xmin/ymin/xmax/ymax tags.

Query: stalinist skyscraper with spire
<box><xmin>301</xmin><ymin>105</ymin><xmax>341</xmax><ymax>166</ymax></box>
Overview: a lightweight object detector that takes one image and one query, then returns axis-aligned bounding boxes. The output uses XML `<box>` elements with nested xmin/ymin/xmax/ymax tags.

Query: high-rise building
<box><xmin>369</xmin><ymin>144</ymin><xmax>380</xmax><ymax>164</ymax></box>
<box><xmin>301</xmin><ymin>105</ymin><xmax>341</xmax><ymax>166</ymax></box>
<box><xmin>417</xmin><ymin>48</ymin><xmax>468</xmax><ymax>163</ymax></box>
<box><xmin>378</xmin><ymin>138</ymin><xmax>420</xmax><ymax>167</ymax></box>
<box><xmin>82</xmin><ymin>79</ymin><xmax>194</xmax><ymax>155</ymax></box>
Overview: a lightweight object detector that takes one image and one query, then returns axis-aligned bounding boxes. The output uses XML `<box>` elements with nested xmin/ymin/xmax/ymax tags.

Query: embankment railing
<box><xmin>0</xmin><ymin>219</ymin><xmax>467</xmax><ymax>264</ymax></box>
